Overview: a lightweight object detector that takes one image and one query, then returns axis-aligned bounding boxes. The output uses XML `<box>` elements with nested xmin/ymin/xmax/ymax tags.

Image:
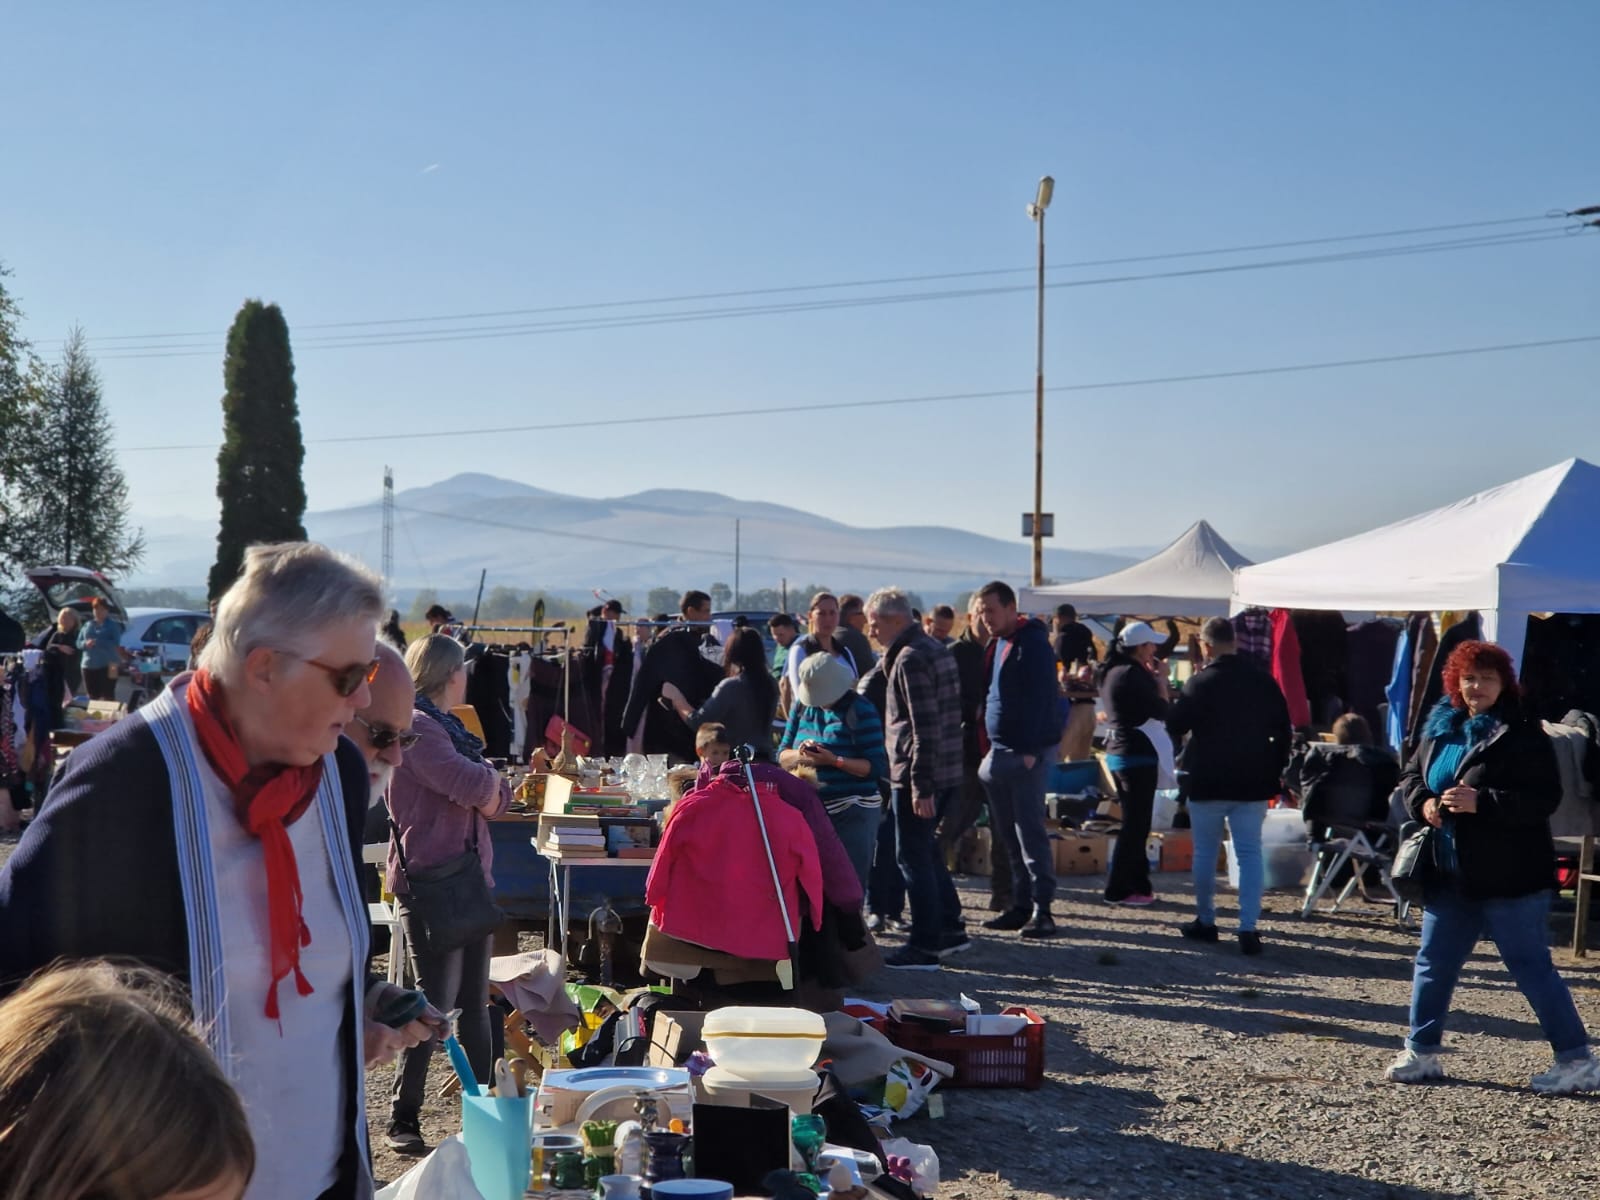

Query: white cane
<box><xmin>735</xmin><ymin>743</ymin><xmax>798</xmax><ymax>990</ymax></box>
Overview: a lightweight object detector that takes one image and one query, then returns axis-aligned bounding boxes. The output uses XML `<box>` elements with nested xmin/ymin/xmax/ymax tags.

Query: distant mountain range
<box><xmin>126</xmin><ymin>472</ymin><xmax>1138</xmax><ymax>600</ymax></box>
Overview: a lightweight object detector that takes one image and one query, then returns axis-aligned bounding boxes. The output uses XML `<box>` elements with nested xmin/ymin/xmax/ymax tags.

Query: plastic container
<box><xmin>702</xmin><ymin>1007</ymin><xmax>825</xmax><ymax>1079</ymax></box>
<box><xmin>1226</xmin><ymin>839</ymin><xmax>1313</xmax><ymax>891</ymax></box>
<box><xmin>650</xmin><ymin>1180</ymin><xmax>734</xmax><ymax>1200</ymax></box>
<box><xmin>880</xmin><ymin>1005</ymin><xmax>1045</xmax><ymax>1089</ymax></box>
<box><xmin>699</xmin><ymin>1066</ymin><xmax>820</xmax><ymax>1114</ymax></box>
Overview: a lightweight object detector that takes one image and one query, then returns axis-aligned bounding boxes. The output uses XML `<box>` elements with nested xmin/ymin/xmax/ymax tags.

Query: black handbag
<box><xmin>391</xmin><ymin>815</ymin><xmax>502</xmax><ymax>956</ymax></box>
<box><xmin>1390</xmin><ymin>820</ymin><xmax>1435</xmax><ymax>902</ymax></box>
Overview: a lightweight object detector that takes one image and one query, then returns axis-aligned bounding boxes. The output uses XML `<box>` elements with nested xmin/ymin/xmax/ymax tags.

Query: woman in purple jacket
<box><xmin>384</xmin><ymin>634</ymin><xmax>511</xmax><ymax>1154</ymax></box>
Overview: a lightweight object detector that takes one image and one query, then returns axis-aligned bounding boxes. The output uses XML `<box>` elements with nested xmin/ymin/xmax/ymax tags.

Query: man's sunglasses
<box><xmin>300</xmin><ymin>656</ymin><xmax>382</xmax><ymax>698</ymax></box>
<box><xmin>353</xmin><ymin>714</ymin><xmax>421</xmax><ymax>751</ymax></box>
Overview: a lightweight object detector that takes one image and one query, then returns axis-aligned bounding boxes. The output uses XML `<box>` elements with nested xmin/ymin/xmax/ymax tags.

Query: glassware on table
<box><xmin>790</xmin><ymin>1114</ymin><xmax>827</xmax><ymax>1174</ymax></box>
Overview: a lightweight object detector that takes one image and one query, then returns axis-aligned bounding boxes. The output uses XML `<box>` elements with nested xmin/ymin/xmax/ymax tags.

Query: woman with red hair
<box><xmin>1387</xmin><ymin>641</ymin><xmax>1598</xmax><ymax>1094</ymax></box>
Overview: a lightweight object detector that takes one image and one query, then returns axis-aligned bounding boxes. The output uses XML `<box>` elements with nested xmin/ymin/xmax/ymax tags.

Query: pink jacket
<box><xmin>386</xmin><ymin>709</ymin><xmax>512</xmax><ymax>895</ymax></box>
<box><xmin>647</xmin><ymin>777</ymin><xmax>824</xmax><ymax>961</ymax></box>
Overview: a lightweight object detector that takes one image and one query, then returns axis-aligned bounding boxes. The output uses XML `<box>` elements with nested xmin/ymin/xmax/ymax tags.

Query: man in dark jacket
<box><xmin>1166</xmin><ymin>616</ymin><xmax>1292</xmax><ymax>953</ymax></box>
<box><xmin>944</xmin><ymin>595</ymin><xmax>1012</xmax><ymax>910</ymax></box>
<box><xmin>621</xmin><ymin>591</ymin><xmax>723</xmax><ymax>762</ymax></box>
<box><xmin>975</xmin><ymin>580</ymin><xmax>1062</xmax><ymax>938</ymax></box>
<box><xmin>868</xmin><ymin>588</ymin><xmax>967</xmax><ymax>968</ymax></box>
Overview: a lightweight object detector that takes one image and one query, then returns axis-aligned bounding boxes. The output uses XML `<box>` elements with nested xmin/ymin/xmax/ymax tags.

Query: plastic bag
<box><xmin>880</xmin><ymin>1138</ymin><xmax>940</xmax><ymax>1194</ymax></box>
<box><xmin>375</xmin><ymin>1136</ymin><xmax>486</xmax><ymax>1200</ymax></box>
<box><xmin>880</xmin><ymin>1058</ymin><xmax>942</xmax><ymax>1119</ymax></box>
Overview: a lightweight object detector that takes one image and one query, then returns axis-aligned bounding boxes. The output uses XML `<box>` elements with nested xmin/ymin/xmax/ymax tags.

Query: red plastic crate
<box><xmin>879</xmin><ymin>1005</ymin><xmax>1046</xmax><ymax>1089</ymax></box>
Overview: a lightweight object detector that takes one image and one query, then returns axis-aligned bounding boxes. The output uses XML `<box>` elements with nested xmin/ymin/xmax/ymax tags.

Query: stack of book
<box><xmin>543</xmin><ymin>826</ymin><xmax>607</xmax><ymax>857</ymax></box>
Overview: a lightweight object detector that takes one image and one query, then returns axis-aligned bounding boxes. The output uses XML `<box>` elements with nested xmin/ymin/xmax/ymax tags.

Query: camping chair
<box><xmin>1296</xmin><ymin>749</ymin><xmax>1407</xmax><ymax>921</ymax></box>
<box><xmin>362</xmin><ymin>842</ymin><xmax>409</xmax><ymax>985</ymax></box>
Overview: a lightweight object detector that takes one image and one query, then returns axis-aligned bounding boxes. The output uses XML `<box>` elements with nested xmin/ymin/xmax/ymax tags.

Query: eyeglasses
<box><xmin>299</xmin><ymin>656</ymin><xmax>382</xmax><ymax>698</ymax></box>
<box><xmin>353</xmin><ymin>713</ymin><xmax>421</xmax><ymax>751</ymax></box>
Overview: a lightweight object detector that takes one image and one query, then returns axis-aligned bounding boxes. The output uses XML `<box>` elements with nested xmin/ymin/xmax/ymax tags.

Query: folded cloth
<box><xmin>488</xmin><ymin>949</ymin><xmax>582</xmax><ymax>1044</ymax></box>
<box><xmin>821</xmin><ymin>1012</ymin><xmax>953</xmax><ymax>1088</ymax></box>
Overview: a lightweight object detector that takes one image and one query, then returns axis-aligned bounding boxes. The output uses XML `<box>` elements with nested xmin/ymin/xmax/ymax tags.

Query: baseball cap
<box><xmin>1118</xmin><ymin>621</ymin><xmax>1165</xmax><ymax>648</ymax></box>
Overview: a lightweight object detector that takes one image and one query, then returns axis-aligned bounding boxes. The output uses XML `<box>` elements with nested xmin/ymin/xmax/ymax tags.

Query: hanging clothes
<box><xmin>1384</xmin><ymin>618</ymin><xmax>1420</xmax><ymax>753</ymax></box>
<box><xmin>1345</xmin><ymin>618</ymin><xmax>1402</xmax><ymax>735</ymax></box>
<box><xmin>1269</xmin><ymin>609</ymin><xmax>1311</xmax><ymax>728</ymax></box>
<box><xmin>1233</xmin><ymin>608</ymin><xmax>1274</xmax><ymax>667</ymax></box>
<box><xmin>508</xmin><ymin>651</ymin><xmax>532</xmax><ymax>759</ymax></box>
<box><xmin>464</xmin><ymin>644</ymin><xmax>513</xmax><ymax>759</ymax></box>
<box><xmin>1404</xmin><ymin>616</ymin><xmax>1442</xmax><ymax>753</ymax></box>
<box><xmin>1291</xmin><ymin>611</ymin><xmax>1350</xmax><ymax>729</ymax></box>
<box><xmin>1410</xmin><ymin>612</ymin><xmax>1482</xmax><ymax>748</ymax></box>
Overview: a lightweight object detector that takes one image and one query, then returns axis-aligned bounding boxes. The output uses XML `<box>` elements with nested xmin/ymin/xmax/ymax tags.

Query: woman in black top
<box><xmin>1097</xmin><ymin>622</ymin><xmax>1170</xmax><ymax>905</ymax></box>
<box><xmin>661</xmin><ymin>627</ymin><xmax>779</xmax><ymax>759</ymax></box>
<box><xmin>37</xmin><ymin>608</ymin><xmax>84</xmax><ymax>723</ymax></box>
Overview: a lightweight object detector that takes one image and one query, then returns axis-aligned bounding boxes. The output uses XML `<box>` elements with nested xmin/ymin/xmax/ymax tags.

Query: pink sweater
<box><xmin>386</xmin><ymin>709</ymin><xmax>512</xmax><ymax>895</ymax></box>
<box><xmin>647</xmin><ymin>777</ymin><xmax>825</xmax><ymax>961</ymax></box>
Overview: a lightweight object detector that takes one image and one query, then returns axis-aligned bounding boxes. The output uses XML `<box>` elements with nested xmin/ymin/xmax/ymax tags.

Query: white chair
<box><xmin>362</xmin><ymin>843</ymin><xmax>407</xmax><ymax>985</ymax></box>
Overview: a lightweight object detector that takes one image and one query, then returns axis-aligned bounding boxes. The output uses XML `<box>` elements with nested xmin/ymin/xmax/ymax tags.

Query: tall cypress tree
<box><xmin>208</xmin><ymin>300</ymin><xmax>307</xmax><ymax>600</ymax></box>
<box><xmin>20</xmin><ymin>327</ymin><xmax>144</xmax><ymax>572</ymax></box>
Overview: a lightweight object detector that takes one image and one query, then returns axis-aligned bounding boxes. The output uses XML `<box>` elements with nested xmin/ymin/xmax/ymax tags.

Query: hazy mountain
<box><xmin>127</xmin><ymin>472</ymin><xmax>1134</xmax><ymax>599</ymax></box>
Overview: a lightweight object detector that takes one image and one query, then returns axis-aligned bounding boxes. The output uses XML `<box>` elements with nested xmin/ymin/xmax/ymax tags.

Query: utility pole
<box><xmin>382</xmin><ymin>466</ymin><xmax>395</xmax><ymax>594</ymax></box>
<box><xmin>734</xmin><ymin>519</ymin><xmax>742</xmax><ymax>609</ymax></box>
<box><xmin>1026</xmin><ymin>176</ymin><xmax>1054</xmax><ymax>588</ymax></box>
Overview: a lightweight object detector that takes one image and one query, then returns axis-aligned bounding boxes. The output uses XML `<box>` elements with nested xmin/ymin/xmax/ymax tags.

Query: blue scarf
<box><xmin>415</xmin><ymin>692</ymin><xmax>485</xmax><ymax>763</ymax></box>
<box><xmin>1423</xmin><ymin>699</ymin><xmax>1501</xmax><ymax>877</ymax></box>
<box><xmin>1422</xmin><ymin>698</ymin><xmax>1502</xmax><ymax>745</ymax></box>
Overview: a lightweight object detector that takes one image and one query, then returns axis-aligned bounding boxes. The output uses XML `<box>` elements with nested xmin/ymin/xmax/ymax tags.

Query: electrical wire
<box><xmin>88</xmin><ymin>227</ymin><xmax>1586</xmax><ymax>361</ymax></box>
<box><xmin>117</xmin><ymin>333</ymin><xmax>1600</xmax><ymax>453</ymax></box>
<box><xmin>45</xmin><ymin>211</ymin><xmax>1577</xmax><ymax>354</ymax></box>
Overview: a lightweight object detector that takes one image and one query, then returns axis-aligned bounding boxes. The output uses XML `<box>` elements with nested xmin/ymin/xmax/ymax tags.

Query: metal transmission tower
<box><xmin>382</xmin><ymin>467</ymin><xmax>395</xmax><ymax>592</ymax></box>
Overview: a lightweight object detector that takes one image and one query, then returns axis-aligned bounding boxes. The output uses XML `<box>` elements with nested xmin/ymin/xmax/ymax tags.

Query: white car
<box><xmin>122</xmin><ymin>608</ymin><xmax>212</xmax><ymax>669</ymax></box>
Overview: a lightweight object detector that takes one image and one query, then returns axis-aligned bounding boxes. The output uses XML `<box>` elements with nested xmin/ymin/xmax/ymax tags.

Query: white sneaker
<box><xmin>1385</xmin><ymin>1048</ymin><xmax>1446</xmax><ymax>1084</ymax></box>
<box><xmin>1531</xmin><ymin>1054</ymin><xmax>1600</xmax><ymax>1095</ymax></box>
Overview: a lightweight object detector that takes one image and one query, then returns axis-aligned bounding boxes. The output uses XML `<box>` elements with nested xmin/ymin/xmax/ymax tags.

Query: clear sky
<box><xmin>3</xmin><ymin>2</ymin><xmax>1595</xmax><ymax>563</ymax></box>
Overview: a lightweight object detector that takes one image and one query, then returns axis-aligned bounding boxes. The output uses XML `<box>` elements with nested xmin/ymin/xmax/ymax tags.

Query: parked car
<box><xmin>22</xmin><ymin>565</ymin><xmax>128</xmax><ymax>626</ymax></box>
<box><xmin>122</xmin><ymin>608</ymin><xmax>211</xmax><ymax>669</ymax></box>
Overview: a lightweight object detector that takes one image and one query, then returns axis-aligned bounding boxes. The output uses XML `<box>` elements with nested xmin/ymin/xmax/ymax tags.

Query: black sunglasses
<box><xmin>353</xmin><ymin>714</ymin><xmax>421</xmax><ymax>751</ymax></box>
<box><xmin>299</xmin><ymin>655</ymin><xmax>382</xmax><ymax>698</ymax></box>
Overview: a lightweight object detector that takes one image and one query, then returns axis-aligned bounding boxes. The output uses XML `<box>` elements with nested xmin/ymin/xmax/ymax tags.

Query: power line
<box><xmin>89</xmin><ymin>228</ymin><xmax>1585</xmax><ymax>361</ymax></box>
<box><xmin>43</xmin><ymin>210</ymin><xmax>1573</xmax><ymax>352</ymax></box>
<box><xmin>118</xmin><ymin>332</ymin><xmax>1600</xmax><ymax>453</ymax></box>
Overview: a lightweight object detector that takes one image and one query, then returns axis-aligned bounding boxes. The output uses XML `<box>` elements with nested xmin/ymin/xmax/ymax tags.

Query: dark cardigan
<box><xmin>1400</xmin><ymin>701</ymin><xmax>1561</xmax><ymax>901</ymax></box>
<box><xmin>0</xmin><ymin>714</ymin><xmax>376</xmax><ymax>1198</ymax></box>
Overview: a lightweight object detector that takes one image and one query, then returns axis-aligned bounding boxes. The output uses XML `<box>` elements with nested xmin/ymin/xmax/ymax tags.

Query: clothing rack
<box><xmin>459</xmin><ymin>625</ymin><xmax>579</xmax><ymax>745</ymax></box>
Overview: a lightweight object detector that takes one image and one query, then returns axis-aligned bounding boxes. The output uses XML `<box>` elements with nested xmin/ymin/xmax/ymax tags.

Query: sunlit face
<box><xmin>247</xmin><ymin>617</ymin><xmax>377</xmax><ymax>767</ymax></box>
<box><xmin>699</xmin><ymin>741</ymin><xmax>731</xmax><ymax>771</ymax></box>
<box><xmin>967</xmin><ymin>603</ymin><xmax>989</xmax><ymax>641</ymax></box>
<box><xmin>810</xmin><ymin>599</ymin><xmax>840</xmax><ymax>639</ymax></box>
<box><xmin>1459</xmin><ymin>667</ymin><xmax>1503</xmax><ymax>716</ymax></box>
<box><xmin>351</xmin><ymin>659</ymin><xmax>417</xmax><ymax>785</ymax></box>
<box><xmin>976</xmin><ymin>593</ymin><xmax>1017</xmax><ymax>639</ymax></box>
<box><xmin>930</xmin><ymin>612</ymin><xmax>954</xmax><ymax>641</ymax></box>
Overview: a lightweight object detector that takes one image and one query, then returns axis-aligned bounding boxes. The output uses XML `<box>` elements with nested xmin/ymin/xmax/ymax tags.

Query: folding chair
<box><xmin>1294</xmin><ymin>748</ymin><xmax>1409</xmax><ymax>922</ymax></box>
<box><xmin>362</xmin><ymin>842</ymin><xmax>408</xmax><ymax>985</ymax></box>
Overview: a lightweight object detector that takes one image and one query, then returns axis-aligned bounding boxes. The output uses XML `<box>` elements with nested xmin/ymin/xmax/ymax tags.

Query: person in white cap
<box><xmin>1097</xmin><ymin>620</ymin><xmax>1173</xmax><ymax>907</ymax></box>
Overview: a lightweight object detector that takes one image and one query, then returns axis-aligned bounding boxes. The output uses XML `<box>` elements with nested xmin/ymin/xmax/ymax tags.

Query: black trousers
<box><xmin>83</xmin><ymin>666</ymin><xmax>116</xmax><ymax>701</ymax></box>
<box><xmin>1106</xmin><ymin>765</ymin><xmax>1157</xmax><ymax>901</ymax></box>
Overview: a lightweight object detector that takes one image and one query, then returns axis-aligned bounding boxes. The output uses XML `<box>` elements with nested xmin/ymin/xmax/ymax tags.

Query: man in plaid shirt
<box><xmin>867</xmin><ymin>587</ymin><xmax>968</xmax><ymax>970</ymax></box>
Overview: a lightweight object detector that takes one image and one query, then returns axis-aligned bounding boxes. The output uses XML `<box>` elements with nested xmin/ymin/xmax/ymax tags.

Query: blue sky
<box><xmin>3</xmin><ymin>2</ymin><xmax>1595</xmax><ymax>565</ymax></box>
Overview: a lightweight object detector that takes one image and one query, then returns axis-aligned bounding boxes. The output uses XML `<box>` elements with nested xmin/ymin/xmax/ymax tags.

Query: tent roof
<box><xmin>1231</xmin><ymin>458</ymin><xmax>1600</xmax><ymax>615</ymax></box>
<box><xmin>1020</xmin><ymin>520</ymin><xmax>1252</xmax><ymax>617</ymax></box>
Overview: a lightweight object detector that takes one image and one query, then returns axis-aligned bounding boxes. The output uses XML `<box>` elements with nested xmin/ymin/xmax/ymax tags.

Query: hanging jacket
<box><xmin>709</xmin><ymin>759</ymin><xmax>862</xmax><ymax>909</ymax></box>
<box><xmin>646</xmin><ymin>776</ymin><xmax>824</xmax><ymax>961</ymax></box>
<box><xmin>1269</xmin><ymin>609</ymin><xmax>1311</xmax><ymax>728</ymax></box>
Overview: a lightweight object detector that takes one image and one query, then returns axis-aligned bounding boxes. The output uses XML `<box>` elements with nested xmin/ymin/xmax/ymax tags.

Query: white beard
<box><xmin>369</xmin><ymin>761</ymin><xmax>396</xmax><ymax>800</ymax></box>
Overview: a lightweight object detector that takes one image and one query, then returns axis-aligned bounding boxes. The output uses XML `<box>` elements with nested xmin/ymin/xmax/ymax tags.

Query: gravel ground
<box><xmin>4</xmin><ymin>834</ymin><xmax>1594</xmax><ymax>1198</ymax></box>
<box><xmin>365</xmin><ymin>871</ymin><xmax>1600</xmax><ymax>1200</ymax></box>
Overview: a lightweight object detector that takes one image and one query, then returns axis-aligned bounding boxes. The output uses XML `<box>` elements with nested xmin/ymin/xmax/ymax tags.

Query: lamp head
<box><xmin>1035</xmin><ymin>175</ymin><xmax>1054</xmax><ymax>210</ymax></box>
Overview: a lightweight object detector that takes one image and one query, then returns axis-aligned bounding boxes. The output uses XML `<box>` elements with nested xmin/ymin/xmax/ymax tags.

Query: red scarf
<box><xmin>186</xmin><ymin>670</ymin><xmax>325</xmax><ymax>1020</ymax></box>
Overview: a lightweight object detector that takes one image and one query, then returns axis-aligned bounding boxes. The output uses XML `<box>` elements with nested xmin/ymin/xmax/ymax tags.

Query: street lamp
<box><xmin>1027</xmin><ymin>175</ymin><xmax>1053</xmax><ymax>588</ymax></box>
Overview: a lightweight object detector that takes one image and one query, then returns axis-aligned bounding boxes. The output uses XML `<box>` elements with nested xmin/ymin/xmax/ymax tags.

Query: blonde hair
<box><xmin>0</xmin><ymin>961</ymin><xmax>255</xmax><ymax>1200</ymax></box>
<box><xmin>406</xmin><ymin>632</ymin><xmax>466</xmax><ymax>700</ymax></box>
<box><xmin>199</xmin><ymin>542</ymin><xmax>383</xmax><ymax>685</ymax></box>
<box><xmin>55</xmin><ymin>608</ymin><xmax>80</xmax><ymax>633</ymax></box>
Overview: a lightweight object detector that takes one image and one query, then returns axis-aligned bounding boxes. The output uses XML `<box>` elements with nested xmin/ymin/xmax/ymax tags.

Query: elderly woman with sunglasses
<box><xmin>0</xmin><ymin>542</ymin><xmax>435</xmax><ymax>1200</ymax></box>
<box><xmin>383</xmin><ymin>633</ymin><xmax>512</xmax><ymax>1155</ymax></box>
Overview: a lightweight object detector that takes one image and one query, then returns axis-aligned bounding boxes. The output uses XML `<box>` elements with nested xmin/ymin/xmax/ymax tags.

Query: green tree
<box><xmin>646</xmin><ymin>587</ymin><xmax>678</xmax><ymax>616</ymax></box>
<box><xmin>0</xmin><ymin>264</ymin><xmax>47</xmax><ymax>599</ymax></box>
<box><xmin>406</xmin><ymin>588</ymin><xmax>440</xmax><ymax>622</ymax></box>
<box><xmin>709</xmin><ymin>581</ymin><xmax>733</xmax><ymax>610</ymax></box>
<box><xmin>208</xmin><ymin>300</ymin><xmax>307</xmax><ymax>601</ymax></box>
<box><xmin>14</xmin><ymin>328</ymin><xmax>145</xmax><ymax>576</ymax></box>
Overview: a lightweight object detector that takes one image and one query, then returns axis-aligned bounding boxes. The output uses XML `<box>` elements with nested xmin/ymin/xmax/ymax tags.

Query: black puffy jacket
<box><xmin>1401</xmin><ymin>705</ymin><xmax>1560</xmax><ymax>901</ymax></box>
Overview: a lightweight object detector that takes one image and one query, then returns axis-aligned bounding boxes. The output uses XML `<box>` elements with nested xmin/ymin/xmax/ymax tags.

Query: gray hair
<box><xmin>199</xmin><ymin>543</ymin><xmax>384</xmax><ymax>684</ymax></box>
<box><xmin>405</xmin><ymin>633</ymin><xmax>465</xmax><ymax>700</ymax></box>
<box><xmin>865</xmin><ymin>587</ymin><xmax>914</xmax><ymax>621</ymax></box>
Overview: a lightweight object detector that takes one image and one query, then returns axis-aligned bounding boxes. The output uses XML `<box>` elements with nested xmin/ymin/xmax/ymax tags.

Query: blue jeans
<box><xmin>1189</xmin><ymin>799</ymin><xmax>1267</xmax><ymax>932</ymax></box>
<box><xmin>1406</xmin><ymin>886</ymin><xmax>1591</xmax><ymax>1058</ymax></box>
<box><xmin>829</xmin><ymin>802</ymin><xmax>881</xmax><ymax>894</ymax></box>
<box><xmin>868</xmin><ymin>803</ymin><xmax>905</xmax><ymax>918</ymax></box>
<box><xmin>979</xmin><ymin>748</ymin><xmax>1056</xmax><ymax>909</ymax></box>
<box><xmin>893</xmin><ymin>785</ymin><xmax>964</xmax><ymax>951</ymax></box>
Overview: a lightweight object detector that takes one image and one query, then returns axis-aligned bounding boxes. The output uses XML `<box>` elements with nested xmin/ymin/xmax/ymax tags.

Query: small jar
<box><xmin>552</xmin><ymin>1150</ymin><xmax>587</xmax><ymax>1191</ymax></box>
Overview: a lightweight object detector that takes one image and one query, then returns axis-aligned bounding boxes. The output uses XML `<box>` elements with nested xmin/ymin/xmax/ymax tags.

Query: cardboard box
<box><xmin>646</xmin><ymin>1011</ymin><xmax>707</xmax><ymax>1068</ymax></box>
<box><xmin>956</xmin><ymin>827</ymin><xmax>992</xmax><ymax>877</ymax></box>
<box><xmin>1154</xmin><ymin>831</ymin><xmax>1194</xmax><ymax>873</ymax></box>
<box><xmin>1051</xmin><ymin>833</ymin><xmax>1109</xmax><ymax>876</ymax></box>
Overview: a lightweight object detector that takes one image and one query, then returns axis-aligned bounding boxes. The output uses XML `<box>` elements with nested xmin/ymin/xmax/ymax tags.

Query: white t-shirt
<box><xmin>186</xmin><ymin>702</ymin><xmax>353</xmax><ymax>1199</ymax></box>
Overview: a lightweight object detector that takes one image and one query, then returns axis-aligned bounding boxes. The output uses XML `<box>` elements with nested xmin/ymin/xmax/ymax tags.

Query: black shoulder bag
<box><xmin>390</xmin><ymin>812</ymin><xmax>503</xmax><ymax>956</ymax></box>
<box><xmin>1389</xmin><ymin>819</ymin><xmax>1436</xmax><ymax>903</ymax></box>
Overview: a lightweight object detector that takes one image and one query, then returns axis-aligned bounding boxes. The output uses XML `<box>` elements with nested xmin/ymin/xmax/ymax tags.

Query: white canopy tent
<box><xmin>1020</xmin><ymin>520</ymin><xmax>1252</xmax><ymax>617</ymax></box>
<box><xmin>1230</xmin><ymin>458</ymin><xmax>1600</xmax><ymax>670</ymax></box>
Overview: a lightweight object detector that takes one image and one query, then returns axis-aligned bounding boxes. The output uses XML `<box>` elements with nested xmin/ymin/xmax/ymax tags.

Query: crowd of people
<box><xmin>2</xmin><ymin>546</ymin><xmax>1598</xmax><ymax>1196</ymax></box>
